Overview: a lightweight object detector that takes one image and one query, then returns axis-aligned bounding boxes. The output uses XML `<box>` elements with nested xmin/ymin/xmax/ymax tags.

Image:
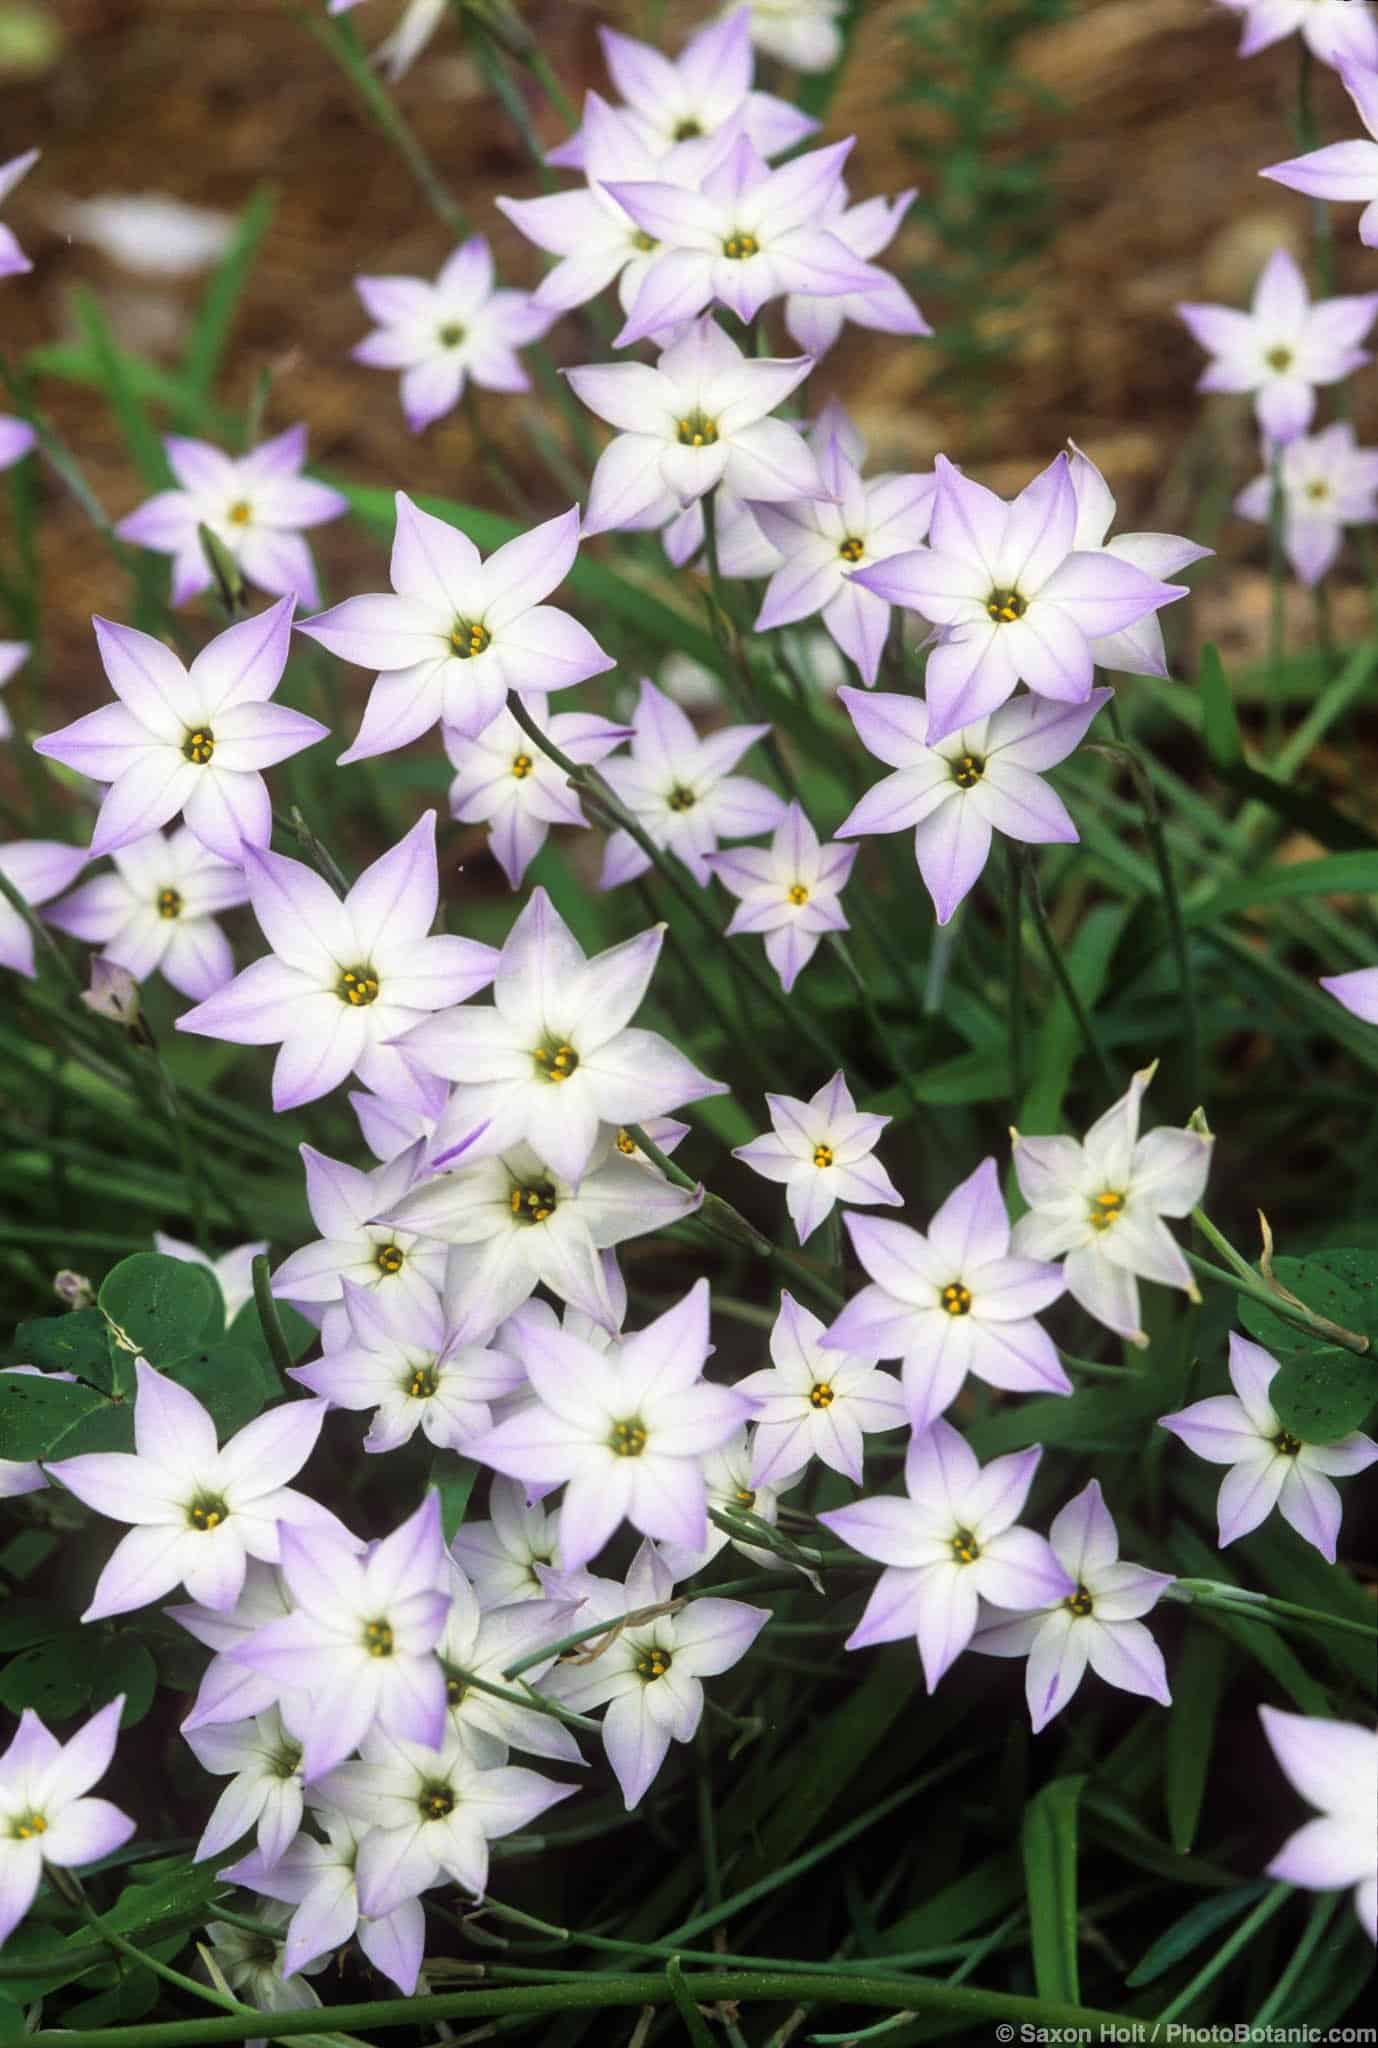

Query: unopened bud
<box><xmin>82</xmin><ymin>958</ymin><xmax>148</xmax><ymax>1041</ymax></box>
<box><xmin>53</xmin><ymin>1269</ymin><xmax>95</xmax><ymax>1309</ymax></box>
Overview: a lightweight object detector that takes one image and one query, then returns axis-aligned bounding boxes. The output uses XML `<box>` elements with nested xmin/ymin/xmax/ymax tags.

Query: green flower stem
<box><xmin>505</xmin><ymin>690</ymin><xmax>852</xmax><ymax>1073</ymax></box>
<box><xmin>1267</xmin><ymin>443</ymin><xmax>1286</xmax><ymax>756</ymax></box>
<box><xmin>289</xmin><ymin>3</ymin><xmax>469</xmax><ymax>236</ymax></box>
<box><xmin>701</xmin><ymin>490</ymin><xmax>803</xmax><ymax>804</ymax></box>
<box><xmin>502</xmin><ymin>1572</ymin><xmax>805</xmax><ymax>1680</ymax></box>
<box><xmin>1102</xmin><ymin>698</ymin><xmax>1201</xmax><ymax>1108</ymax></box>
<box><xmin>1005</xmin><ymin>843</ymin><xmax>1027</xmax><ymax>1113</ymax></box>
<box><xmin>1190</xmin><ymin>1206</ymin><xmax>1371</xmax><ymax>1354</ymax></box>
<box><xmin>523</xmin><ymin>45</ymin><xmax>580</xmax><ymax>128</ymax></box>
<box><xmin>251</xmin><ymin>1253</ymin><xmax>298</xmax><ymax>1379</ymax></box>
<box><xmin>24</xmin><ymin>1972</ymin><xmax>1132</xmax><ymax>2048</ymax></box>
<box><xmin>827</xmin><ymin>932</ymin><xmax>918</xmax><ymax>1105</ymax></box>
<box><xmin>1018</xmin><ymin>852</ymin><xmax>1117</xmax><ymax>1091</ymax></box>
<box><xmin>666</xmin><ymin>1955</ymin><xmax>716</xmax><ymax>2048</ymax></box>
<box><xmin>1156</xmin><ymin>1882</ymin><xmax>1292</xmax><ymax>2025</ymax></box>
<box><xmin>1166</xmin><ymin>1578</ymin><xmax>1378</xmax><ymax>1645</ymax></box>
<box><xmin>272</xmin><ymin>806</ymin><xmax>351</xmax><ymax>897</ymax></box>
<box><xmin>1250</xmin><ymin>1892</ymin><xmax>1339</xmax><ymax>2030</ymax></box>
<box><xmin>445</xmin><ymin>1662</ymin><xmax>602</xmax><ymax>1734</ymax></box>
<box><xmin>1295</xmin><ymin>45</ymin><xmax>1334</xmax><ymax>298</ymax></box>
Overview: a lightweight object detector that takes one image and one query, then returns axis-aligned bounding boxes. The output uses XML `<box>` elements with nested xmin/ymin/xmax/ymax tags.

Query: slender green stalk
<box><xmin>1167</xmin><ymin>1578</ymin><xmax>1378</xmax><ymax>1645</ymax></box>
<box><xmin>26</xmin><ymin>1971</ymin><xmax>1133</xmax><ymax>2048</ymax></box>
<box><xmin>252</xmin><ymin>1254</ymin><xmax>298</xmax><ymax>1379</ymax></box>
<box><xmin>272</xmin><ymin>807</ymin><xmax>350</xmax><ymax>896</ymax></box>
<box><xmin>1266</xmin><ymin>444</ymin><xmax>1286</xmax><ymax>755</ymax></box>
<box><xmin>503</xmin><ymin>1572</ymin><xmax>804</xmax><ymax>1680</ymax></box>
<box><xmin>1250</xmin><ymin>1892</ymin><xmax>1339</xmax><ymax>2029</ymax></box>
<box><xmin>1019</xmin><ymin>853</ymin><xmax>1117</xmax><ymax>1090</ymax></box>
<box><xmin>1005</xmin><ymin>843</ymin><xmax>1027</xmax><ymax>1110</ymax></box>
<box><xmin>1104</xmin><ymin>697</ymin><xmax>1201</xmax><ymax>1107</ymax></box>
<box><xmin>446</xmin><ymin>1662</ymin><xmax>601</xmax><ymax>1734</ymax></box>
<box><xmin>1190</xmin><ymin>1206</ymin><xmax>1370</xmax><ymax>1353</ymax></box>
<box><xmin>1155</xmin><ymin>1882</ymin><xmax>1292</xmax><ymax>2024</ymax></box>
<box><xmin>702</xmin><ymin>489</ymin><xmax>802</xmax><ymax>803</ymax></box>
<box><xmin>666</xmin><ymin>1956</ymin><xmax>716</xmax><ymax>2048</ymax></box>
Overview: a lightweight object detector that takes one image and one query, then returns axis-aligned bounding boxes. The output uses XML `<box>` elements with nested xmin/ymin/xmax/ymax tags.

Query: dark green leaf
<box><xmin>1268</xmin><ymin>1346</ymin><xmax>1377</xmax><ymax>1443</ymax></box>
<box><xmin>167</xmin><ymin>1338</ymin><xmax>281</xmax><ymax>1437</ymax></box>
<box><xmin>89</xmin><ymin>1635</ymin><xmax>158</xmax><ymax>1728</ymax></box>
<box><xmin>0</xmin><ymin>1602</ymin><xmax>63</xmax><ymax>1654</ymax></box>
<box><xmin>12</xmin><ymin>1309</ymin><xmax>116</xmax><ymax>1388</ymax></box>
<box><xmin>0</xmin><ymin>1926</ymin><xmax>106</xmax><ymax>2000</ymax></box>
<box><xmin>1237</xmin><ymin>1247</ymin><xmax>1378</xmax><ymax>1358</ymax></box>
<box><xmin>0</xmin><ymin>1632</ymin><xmax>93</xmax><ymax>1719</ymax></box>
<box><xmin>227</xmin><ymin>1295</ymin><xmax>314</xmax><ymax>1368</ymax></box>
<box><xmin>72</xmin><ymin>287</ymin><xmax>171</xmax><ymax>489</ymax></box>
<box><xmin>1165</xmin><ymin>1623</ymin><xmax>1228</xmax><ymax>1853</ymax></box>
<box><xmin>432</xmin><ymin>1457</ymin><xmax>478</xmax><ymax>1544</ymax></box>
<box><xmin>79</xmin><ymin>1860</ymin><xmax>224</xmax><ymax>1941</ymax></box>
<box><xmin>1198</xmin><ymin>643</ymin><xmax>1242</xmax><ymax>768</ymax></box>
<box><xmin>98</xmin><ymin>1252</ymin><xmax>221</xmax><ymax>1366</ymax></box>
<box><xmin>1021</xmin><ymin>1773</ymin><xmax>1085</xmax><ymax>2002</ymax></box>
<box><xmin>1126</xmin><ymin>1880</ymin><xmax>1271</xmax><ymax>1987</ymax></box>
<box><xmin>0</xmin><ymin>1374</ymin><xmax>131</xmax><ymax>1460</ymax></box>
<box><xmin>179</xmin><ymin>184</ymin><xmax>275</xmax><ymax>415</ymax></box>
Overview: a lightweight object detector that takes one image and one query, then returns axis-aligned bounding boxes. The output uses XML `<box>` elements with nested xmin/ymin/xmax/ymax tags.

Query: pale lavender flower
<box><xmin>736</xmin><ymin>1291</ymin><xmax>905</xmax><ymax>1487</ymax></box>
<box><xmin>383</xmin><ymin>1135</ymin><xmax>700</xmax><ymax>1342</ymax></box>
<box><xmin>271</xmin><ymin>1139</ymin><xmax>447</xmax><ymax>1349</ymax></box>
<box><xmin>548</xmin><ymin>9</ymin><xmax>816</xmax><ymax>169</ymax></box>
<box><xmin>1261</xmin><ymin>64</ymin><xmax>1378</xmax><ymax>246</ymax></box>
<box><xmin>0</xmin><ymin>840</ymin><xmax>87</xmax><ymax>977</ymax></box>
<box><xmin>783</xmin><ymin>186</ymin><xmax>929</xmax><ymax>358</ymax></box>
<box><xmin>449</xmin><ymin>1476</ymin><xmax>566</xmax><ymax>1606</ymax></box>
<box><xmin>1220</xmin><ymin>0</ymin><xmax>1378</xmax><ymax>68</ymax></box>
<box><xmin>315</xmin><ymin>1721</ymin><xmax>573</xmax><ymax>1915</ymax></box>
<box><xmin>0</xmin><ymin>1699</ymin><xmax>135</xmax><ymax>1948</ymax></box>
<box><xmin>820</xmin><ymin>1423</ymin><xmax>1072</xmax><ymax>1693</ymax></box>
<box><xmin>836</xmin><ymin>684</ymin><xmax>1110</xmax><ymax>925</ymax></box>
<box><xmin>174</xmin><ymin>1560</ymin><xmax>314</xmax><ymax>1739</ymax></box>
<box><xmin>155</xmin><ymin>1232</ymin><xmax>269</xmax><ymax>1325</ymax></box>
<box><xmin>290</xmin><ymin>1278</ymin><xmax>524</xmax><ymax>1455</ymax></box>
<box><xmin>1178</xmin><ymin>248</ymin><xmax>1378</xmax><ymax>445</ymax></box>
<box><xmin>445</xmin><ymin>699</ymin><xmax>630</xmax><ymax>889</ymax></box>
<box><xmin>204</xmin><ymin>1907</ymin><xmax>326</xmax><ymax>2037</ymax></box>
<box><xmin>33</xmin><ymin>600</ymin><xmax>326</xmax><ymax>862</ymax></box>
<box><xmin>469</xmin><ymin>1280</ymin><xmax>753</xmax><ymax>1570</ymax></box>
<box><xmin>729</xmin><ymin>0</ymin><xmax>845</xmax><ymax>69</ymax></box>
<box><xmin>115</xmin><ymin>427</ymin><xmax>347</xmax><ymax>609</ymax></box>
<box><xmin>732</xmin><ymin>1069</ymin><xmax>901</xmax><ymax>1245</ymax></box>
<box><xmin>1065</xmin><ymin>441</ymin><xmax>1211</xmax><ymax>675</ymax></box>
<box><xmin>1011</xmin><ymin>1064</ymin><xmax>1213</xmax><ymax>1345</ymax></box>
<box><xmin>0</xmin><ymin>418</ymin><xmax>34</xmax><ymax>470</ymax></box>
<box><xmin>353</xmin><ymin>237</ymin><xmax>551</xmax><ymax>432</ymax></box>
<box><xmin>753</xmin><ymin>406</ymin><xmax>935</xmax><ymax>684</ymax></box>
<box><xmin>46</xmin><ymin>825</ymin><xmax>249</xmax><ymax>1001</ymax></box>
<box><xmin>176</xmin><ymin>813</ymin><xmax>497</xmax><ymax>1112</ymax></box>
<box><xmin>436</xmin><ymin>1561</ymin><xmax>582</xmax><ymax>1767</ymax></box>
<box><xmin>595</xmin><ymin>675</ymin><xmax>785</xmax><ymax>889</ymax></box>
<box><xmin>48</xmin><ymin>192</ymin><xmax>235</xmax><ymax>275</ymax></box>
<box><xmin>1235</xmin><ymin>420</ymin><xmax>1378</xmax><ymax>585</ymax></box>
<box><xmin>826</xmin><ymin>1157</ymin><xmax>1069</xmax><ymax>1431</ymax></box>
<box><xmin>707</xmin><ymin>800</ymin><xmax>855</xmax><ymax>993</ymax></box>
<box><xmin>656</xmin><ymin>1427</ymin><xmax>797</xmax><ymax>1583</ymax></box>
<box><xmin>568</xmin><ymin>315</ymin><xmax>821</xmax><ymax>537</ymax></box>
<box><xmin>608</xmin><ymin>134</ymin><xmax>876</xmax><ymax>346</ymax></box>
<box><xmin>405</xmin><ymin>886</ymin><xmax>724</xmax><ymax>1186</ymax></box>
<box><xmin>854</xmin><ymin>454</ymin><xmax>1185</xmax><ymax>743</ymax></box>
<box><xmin>46</xmin><ymin>1362</ymin><xmax>329</xmax><ymax>1619</ymax></box>
<box><xmin>0</xmin><ymin>640</ymin><xmax>28</xmax><ymax>741</ymax></box>
<box><xmin>1322</xmin><ymin>965</ymin><xmax>1378</xmax><ymax>1023</ymax></box>
<box><xmin>230</xmin><ymin>1492</ymin><xmax>450</xmax><ymax>1781</ymax></box>
<box><xmin>350</xmin><ymin>1066</ymin><xmax>450</xmax><ymax>1167</ymax></box>
<box><xmin>542</xmin><ymin>1541</ymin><xmax>768</xmax><ymax>1807</ymax></box>
<box><xmin>223</xmin><ymin>1811</ymin><xmax>425</xmax><ymax>1994</ymax></box>
<box><xmin>0</xmin><ymin>149</ymin><xmax>39</xmax><ymax>279</ymax></box>
<box><xmin>300</xmin><ymin>495</ymin><xmax>613</xmax><ymax>756</ymax></box>
<box><xmin>971</xmin><ymin>1480</ymin><xmax>1173</xmax><ymax>1731</ymax></box>
<box><xmin>185</xmin><ymin>1706</ymin><xmax>305</xmax><ymax>1869</ymax></box>
<box><xmin>658</xmin><ymin>481</ymin><xmax>784</xmax><ymax>578</ymax></box>
<box><xmin>1159</xmin><ymin>1333</ymin><xmax>1378</xmax><ymax>1561</ymax></box>
<box><xmin>1258</xmin><ymin>1706</ymin><xmax>1377</xmax><ymax>1942</ymax></box>
<box><xmin>503</xmin><ymin>94</ymin><xmax>724</xmax><ymax>322</ymax></box>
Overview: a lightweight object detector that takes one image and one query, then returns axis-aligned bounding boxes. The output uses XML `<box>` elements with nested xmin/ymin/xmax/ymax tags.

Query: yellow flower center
<box><xmin>633</xmin><ymin>230</ymin><xmax>657</xmax><ymax>252</ymax></box>
<box><xmin>1064</xmin><ymin>1586</ymin><xmax>1094</xmax><ymax>1618</ymax></box>
<box><xmin>673</xmin><ymin>118</ymin><xmax>702</xmax><ymax>140</ymax></box>
<box><xmin>1088</xmin><ymin>1189</ymin><xmax>1126</xmax><ymax>1232</ymax></box>
<box><xmin>636</xmin><ymin>1647</ymin><xmax>672</xmax><ymax>1680</ymax></box>
<box><xmin>838</xmin><ymin>536</ymin><xmax>865</xmax><ymax>563</ymax></box>
<box><xmin>788</xmin><ymin>882</ymin><xmax>810</xmax><ymax>906</ymax></box>
<box><xmin>610</xmin><ymin>1418</ymin><xmax>648</xmax><ymax>1457</ymax></box>
<box><xmin>364</xmin><ymin>1619</ymin><xmax>394</xmax><ymax>1659</ymax></box>
<box><xmin>950</xmin><ymin>1527</ymin><xmax>981</xmax><ymax>1565</ymax></box>
<box><xmin>450</xmin><ymin>619</ymin><xmax>491</xmax><ymax>659</ymax></box>
<box><xmin>406</xmin><ymin>1365</ymin><xmax>440</xmax><ymax>1400</ymax></box>
<box><xmin>722</xmin><ymin>230</ymin><xmax>760</xmax><ymax>260</ymax></box>
<box><xmin>419</xmin><ymin>1782</ymin><xmax>455</xmax><ymax>1820</ymax></box>
<box><xmin>675</xmin><ymin>412</ymin><xmax>718</xmax><ymax>448</ymax></box>
<box><xmin>808</xmin><ymin>1381</ymin><xmax>835</xmax><ymax>1409</ymax></box>
<box><xmin>1265</xmin><ymin>345</ymin><xmax>1293</xmax><ymax>372</ymax></box>
<box><xmin>736</xmin><ymin>1487</ymin><xmax>756</xmax><ymax>1507</ymax></box>
<box><xmin>188</xmin><ymin>1494</ymin><xmax>229</xmax><ymax>1532</ymax></box>
<box><xmin>1273</xmin><ymin>1430</ymin><xmax>1303</xmax><ymax>1458</ymax></box>
<box><xmin>616</xmin><ymin>1128</ymin><xmax>638</xmax><ymax>1155</ymax></box>
<box><xmin>511</xmin><ymin>753</ymin><xmax>533</xmax><ymax>779</ymax></box>
<box><xmin>532</xmin><ymin>1041</ymin><xmax>579</xmax><ymax>1083</ymax></box>
<box><xmin>941</xmin><ymin>1282</ymin><xmax>973</xmax><ymax>1317</ymax></box>
<box><xmin>668</xmin><ymin>783</ymin><xmax>698</xmax><ymax>810</ymax></box>
<box><xmin>156</xmin><ymin>887</ymin><xmax>183</xmax><ymax>920</ymax></box>
<box><xmin>13</xmin><ymin>1812</ymin><xmax>47</xmax><ymax>1839</ymax></box>
<box><xmin>510</xmin><ymin>1179</ymin><xmax>559</xmax><ymax>1224</ymax></box>
<box><xmin>952</xmin><ymin>753</ymin><xmax>985</xmax><ymax>789</ymax></box>
<box><xmin>338</xmin><ymin>965</ymin><xmax>380</xmax><ymax>1007</ymax></box>
<box><xmin>183</xmin><ymin>727</ymin><xmax>215</xmax><ymax>765</ymax></box>
<box><xmin>375</xmin><ymin>1243</ymin><xmax>405</xmax><ymax>1275</ymax></box>
<box><xmin>438</xmin><ymin>323</ymin><xmax>466</xmax><ymax>348</ymax></box>
<box><xmin>1304</xmin><ymin>480</ymin><xmax>1329</xmax><ymax>502</ymax></box>
<box><xmin>985</xmin><ymin>589</ymin><xmax>1026</xmax><ymax>624</ymax></box>
<box><xmin>813</xmin><ymin>1143</ymin><xmax>834</xmax><ymax>1169</ymax></box>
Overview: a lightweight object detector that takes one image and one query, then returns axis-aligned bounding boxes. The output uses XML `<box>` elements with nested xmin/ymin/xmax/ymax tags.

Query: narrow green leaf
<box><xmin>1198</xmin><ymin>643</ymin><xmax>1242</xmax><ymax>768</ymax></box>
<box><xmin>1189</xmin><ymin>851</ymin><xmax>1378</xmax><ymax>925</ymax></box>
<box><xmin>432</xmin><ymin>1456</ymin><xmax>479</xmax><ymax>1544</ymax></box>
<box><xmin>77</xmin><ymin>1860</ymin><xmax>224</xmax><ymax>1942</ymax></box>
<box><xmin>72</xmin><ymin>288</ymin><xmax>171</xmax><ymax>489</ymax></box>
<box><xmin>665</xmin><ymin>1957</ymin><xmax>715</xmax><ymax>2048</ymax></box>
<box><xmin>180</xmin><ymin>184</ymin><xmax>276</xmax><ymax>416</ymax></box>
<box><xmin>1020</xmin><ymin>1774</ymin><xmax>1085</xmax><ymax>2003</ymax></box>
<box><xmin>1164</xmin><ymin>1622</ymin><xmax>1228</xmax><ymax>1853</ymax></box>
<box><xmin>1126</xmin><ymin>1880</ymin><xmax>1270</xmax><ymax>1987</ymax></box>
<box><xmin>1018</xmin><ymin>902</ymin><xmax>1130</xmax><ymax>1135</ymax></box>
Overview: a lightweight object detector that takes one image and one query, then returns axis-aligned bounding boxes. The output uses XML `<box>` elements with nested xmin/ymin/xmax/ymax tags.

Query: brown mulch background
<box><xmin>3</xmin><ymin>0</ymin><xmax>1378</xmax><ymax>703</ymax></box>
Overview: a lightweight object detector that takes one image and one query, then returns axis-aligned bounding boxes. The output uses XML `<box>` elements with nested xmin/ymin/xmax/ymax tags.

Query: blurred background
<box><xmin>4</xmin><ymin>0</ymin><xmax>1378</xmax><ymax>702</ymax></box>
